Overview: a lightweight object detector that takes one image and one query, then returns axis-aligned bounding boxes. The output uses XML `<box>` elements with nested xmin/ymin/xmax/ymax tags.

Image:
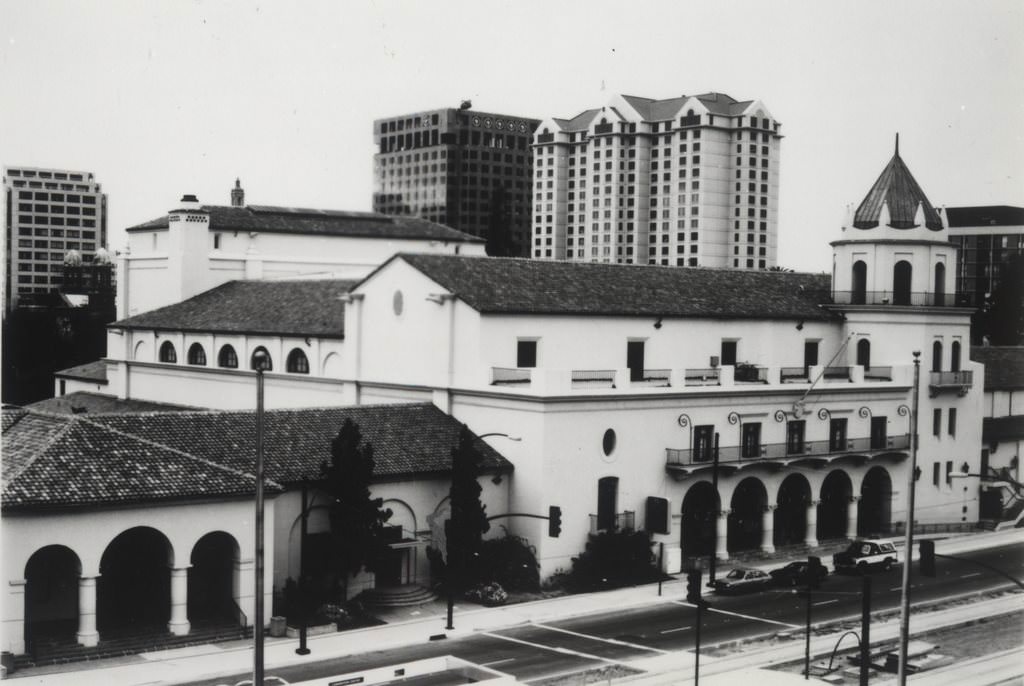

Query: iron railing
<box><xmin>572</xmin><ymin>369</ymin><xmax>616</xmax><ymax>386</ymax></box>
<box><xmin>823</xmin><ymin>366</ymin><xmax>851</xmax><ymax>381</ymax></box>
<box><xmin>589</xmin><ymin>510</ymin><xmax>635</xmax><ymax>534</ymax></box>
<box><xmin>864</xmin><ymin>366</ymin><xmax>894</xmax><ymax>381</ymax></box>
<box><xmin>632</xmin><ymin>368</ymin><xmax>671</xmax><ymax>385</ymax></box>
<box><xmin>734</xmin><ymin>365</ymin><xmax>769</xmax><ymax>383</ymax></box>
<box><xmin>831</xmin><ymin>291</ymin><xmax>967</xmax><ymax>307</ymax></box>
<box><xmin>491</xmin><ymin>367</ymin><xmax>532</xmax><ymax>385</ymax></box>
<box><xmin>666</xmin><ymin>433</ymin><xmax>911</xmax><ymax>467</ymax></box>
<box><xmin>930</xmin><ymin>370</ymin><xmax>973</xmax><ymax>386</ymax></box>
<box><xmin>684</xmin><ymin>368</ymin><xmax>720</xmax><ymax>386</ymax></box>
<box><xmin>780</xmin><ymin>366</ymin><xmax>810</xmax><ymax>382</ymax></box>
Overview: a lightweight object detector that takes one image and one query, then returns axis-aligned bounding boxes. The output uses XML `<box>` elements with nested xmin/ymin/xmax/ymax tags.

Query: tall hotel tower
<box><xmin>531</xmin><ymin>93</ymin><xmax>781</xmax><ymax>268</ymax></box>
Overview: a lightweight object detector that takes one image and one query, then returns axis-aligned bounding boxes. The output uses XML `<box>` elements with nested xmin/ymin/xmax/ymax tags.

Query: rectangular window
<box><xmin>948</xmin><ymin>408</ymin><xmax>957</xmax><ymax>437</ymax></box>
<box><xmin>871</xmin><ymin>416</ymin><xmax>888</xmax><ymax>450</ymax></box>
<box><xmin>804</xmin><ymin>340</ymin><xmax>819</xmax><ymax>370</ymax></box>
<box><xmin>829</xmin><ymin>418</ymin><xmax>848</xmax><ymax>452</ymax></box>
<box><xmin>517</xmin><ymin>340</ymin><xmax>537</xmax><ymax>368</ymax></box>
<box><xmin>741</xmin><ymin>423</ymin><xmax>761</xmax><ymax>458</ymax></box>
<box><xmin>693</xmin><ymin>425</ymin><xmax>715</xmax><ymax>463</ymax></box>
<box><xmin>933</xmin><ymin>408</ymin><xmax>942</xmax><ymax>437</ymax></box>
<box><xmin>945</xmin><ymin>460</ymin><xmax>953</xmax><ymax>486</ymax></box>
<box><xmin>627</xmin><ymin>340</ymin><xmax>645</xmax><ymax>382</ymax></box>
<box><xmin>933</xmin><ymin>462</ymin><xmax>940</xmax><ymax>487</ymax></box>
<box><xmin>787</xmin><ymin>420</ymin><xmax>806</xmax><ymax>454</ymax></box>
<box><xmin>721</xmin><ymin>340</ymin><xmax>738</xmax><ymax>366</ymax></box>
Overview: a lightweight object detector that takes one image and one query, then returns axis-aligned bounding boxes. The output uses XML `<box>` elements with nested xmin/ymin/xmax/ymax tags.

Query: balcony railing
<box><xmin>864</xmin><ymin>366</ymin><xmax>894</xmax><ymax>381</ymax></box>
<box><xmin>929</xmin><ymin>370</ymin><xmax>973</xmax><ymax>396</ymax></box>
<box><xmin>684</xmin><ymin>368</ymin><xmax>720</xmax><ymax>386</ymax></box>
<box><xmin>491</xmin><ymin>367</ymin><xmax>532</xmax><ymax>385</ymax></box>
<box><xmin>780</xmin><ymin>366</ymin><xmax>810</xmax><ymax>383</ymax></box>
<box><xmin>734</xmin><ymin>365</ymin><xmax>768</xmax><ymax>383</ymax></box>
<box><xmin>632</xmin><ymin>368</ymin><xmax>671</xmax><ymax>385</ymax></box>
<box><xmin>666</xmin><ymin>433</ymin><xmax>911</xmax><ymax>467</ymax></box>
<box><xmin>823</xmin><ymin>366</ymin><xmax>851</xmax><ymax>381</ymax></box>
<box><xmin>572</xmin><ymin>369</ymin><xmax>616</xmax><ymax>387</ymax></box>
<box><xmin>589</xmin><ymin>510</ymin><xmax>635</xmax><ymax>534</ymax></box>
<box><xmin>831</xmin><ymin>291</ymin><xmax>968</xmax><ymax>307</ymax></box>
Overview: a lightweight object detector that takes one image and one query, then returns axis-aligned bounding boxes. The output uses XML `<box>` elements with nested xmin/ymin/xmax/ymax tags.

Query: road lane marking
<box><xmin>813</xmin><ymin>599</ymin><xmax>839</xmax><ymax>606</ymax></box>
<box><xmin>532</xmin><ymin>622</ymin><xmax>669</xmax><ymax>654</ymax></box>
<box><xmin>482</xmin><ymin>631</ymin><xmax>630</xmax><ymax>667</ymax></box>
<box><xmin>960</xmin><ymin>572</ymin><xmax>982</xmax><ymax>579</ymax></box>
<box><xmin>660</xmin><ymin>625</ymin><xmax>692</xmax><ymax>634</ymax></box>
<box><xmin>670</xmin><ymin>600</ymin><xmax>801</xmax><ymax>629</ymax></box>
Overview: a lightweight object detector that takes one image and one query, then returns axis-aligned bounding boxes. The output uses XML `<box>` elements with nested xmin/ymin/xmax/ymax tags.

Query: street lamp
<box><xmin>897</xmin><ymin>351</ymin><xmax>921</xmax><ymax>685</ymax></box>
<box><xmin>252</xmin><ymin>348</ymin><xmax>271</xmax><ymax>686</ymax></box>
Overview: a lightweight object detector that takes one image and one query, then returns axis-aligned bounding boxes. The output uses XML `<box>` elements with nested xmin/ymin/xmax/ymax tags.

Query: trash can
<box><xmin>269</xmin><ymin>616</ymin><xmax>287</xmax><ymax>637</ymax></box>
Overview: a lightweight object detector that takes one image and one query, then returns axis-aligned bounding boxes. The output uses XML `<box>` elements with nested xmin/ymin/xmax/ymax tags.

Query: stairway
<box><xmin>356</xmin><ymin>584</ymin><xmax>438</xmax><ymax>609</ymax></box>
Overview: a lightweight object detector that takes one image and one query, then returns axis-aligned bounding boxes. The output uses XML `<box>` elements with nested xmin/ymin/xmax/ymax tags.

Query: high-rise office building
<box><xmin>373</xmin><ymin>106</ymin><xmax>540</xmax><ymax>257</ymax></box>
<box><xmin>945</xmin><ymin>205</ymin><xmax>1024</xmax><ymax>307</ymax></box>
<box><xmin>531</xmin><ymin>92</ymin><xmax>781</xmax><ymax>268</ymax></box>
<box><xmin>4</xmin><ymin>166</ymin><xmax>108</xmax><ymax>312</ymax></box>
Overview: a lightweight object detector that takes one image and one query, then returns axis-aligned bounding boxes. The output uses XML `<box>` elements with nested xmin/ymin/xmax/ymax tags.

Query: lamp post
<box><xmin>896</xmin><ymin>351</ymin><xmax>921</xmax><ymax>685</ymax></box>
<box><xmin>252</xmin><ymin>349</ymin><xmax>271</xmax><ymax>686</ymax></box>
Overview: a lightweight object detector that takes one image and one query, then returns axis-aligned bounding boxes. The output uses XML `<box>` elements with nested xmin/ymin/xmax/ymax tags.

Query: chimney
<box><xmin>231</xmin><ymin>178</ymin><xmax>245</xmax><ymax>207</ymax></box>
<box><xmin>178</xmin><ymin>194</ymin><xmax>201</xmax><ymax>211</ymax></box>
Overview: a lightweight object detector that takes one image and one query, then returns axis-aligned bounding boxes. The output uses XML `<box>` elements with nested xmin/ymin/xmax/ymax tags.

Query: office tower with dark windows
<box><xmin>531</xmin><ymin>93</ymin><xmax>781</xmax><ymax>268</ymax></box>
<box><xmin>944</xmin><ymin>205</ymin><xmax>1024</xmax><ymax>307</ymax></box>
<box><xmin>373</xmin><ymin>106</ymin><xmax>540</xmax><ymax>257</ymax></box>
<box><xmin>4</xmin><ymin>166</ymin><xmax>108</xmax><ymax>313</ymax></box>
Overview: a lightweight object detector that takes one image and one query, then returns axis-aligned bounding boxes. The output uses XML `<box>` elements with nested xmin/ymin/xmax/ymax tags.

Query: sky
<box><xmin>2</xmin><ymin>0</ymin><xmax>1021</xmax><ymax>271</ymax></box>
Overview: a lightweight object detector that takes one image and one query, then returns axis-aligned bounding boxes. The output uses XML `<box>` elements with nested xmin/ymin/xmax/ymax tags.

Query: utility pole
<box><xmin>709</xmin><ymin>432</ymin><xmax>720</xmax><ymax>586</ymax></box>
<box><xmin>860</xmin><ymin>575</ymin><xmax>871</xmax><ymax>686</ymax></box>
<box><xmin>897</xmin><ymin>351</ymin><xmax>921</xmax><ymax>685</ymax></box>
<box><xmin>252</xmin><ymin>351</ymin><xmax>268</xmax><ymax>686</ymax></box>
<box><xmin>296</xmin><ymin>481</ymin><xmax>311</xmax><ymax>656</ymax></box>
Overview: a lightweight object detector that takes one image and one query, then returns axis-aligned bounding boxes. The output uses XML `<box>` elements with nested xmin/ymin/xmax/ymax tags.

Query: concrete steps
<box><xmin>356</xmin><ymin>584</ymin><xmax>438</xmax><ymax>608</ymax></box>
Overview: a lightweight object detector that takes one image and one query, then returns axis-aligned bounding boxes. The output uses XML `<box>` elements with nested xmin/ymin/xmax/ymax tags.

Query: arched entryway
<box><xmin>775</xmin><ymin>474</ymin><xmax>811</xmax><ymax>547</ymax></box>
<box><xmin>818</xmin><ymin>470</ymin><xmax>853</xmax><ymax>539</ymax></box>
<box><xmin>188</xmin><ymin>532</ymin><xmax>240</xmax><ymax>625</ymax></box>
<box><xmin>859</xmin><ymin>466</ymin><xmax>893</xmax><ymax>536</ymax></box>
<box><xmin>728</xmin><ymin>477</ymin><xmax>767</xmax><ymax>553</ymax></box>
<box><xmin>98</xmin><ymin>527</ymin><xmax>172</xmax><ymax>633</ymax></box>
<box><xmin>24</xmin><ymin>545</ymin><xmax>81</xmax><ymax>651</ymax></box>
<box><xmin>681</xmin><ymin>481</ymin><xmax>719</xmax><ymax>558</ymax></box>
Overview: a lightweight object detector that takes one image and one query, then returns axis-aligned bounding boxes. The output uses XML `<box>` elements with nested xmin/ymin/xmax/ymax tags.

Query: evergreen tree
<box><xmin>484</xmin><ymin>185</ymin><xmax>517</xmax><ymax>257</ymax></box>
<box><xmin>446</xmin><ymin>425</ymin><xmax>490</xmax><ymax>589</ymax></box>
<box><xmin>320</xmin><ymin>419</ymin><xmax>392</xmax><ymax>597</ymax></box>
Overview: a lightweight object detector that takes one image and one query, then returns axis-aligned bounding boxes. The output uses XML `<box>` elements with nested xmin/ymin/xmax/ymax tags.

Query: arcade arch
<box><xmin>24</xmin><ymin>546</ymin><xmax>81</xmax><ymax>650</ymax></box>
<box><xmin>681</xmin><ymin>481</ymin><xmax>718</xmax><ymax>558</ymax></box>
<box><xmin>98</xmin><ymin>527</ymin><xmax>172</xmax><ymax>632</ymax></box>
<box><xmin>858</xmin><ymin>466</ymin><xmax>893</xmax><ymax>535</ymax></box>
<box><xmin>774</xmin><ymin>474</ymin><xmax>811</xmax><ymax>547</ymax></box>
<box><xmin>818</xmin><ymin>470</ymin><xmax>853</xmax><ymax>540</ymax></box>
<box><xmin>728</xmin><ymin>477</ymin><xmax>767</xmax><ymax>553</ymax></box>
<box><xmin>188</xmin><ymin>532</ymin><xmax>240</xmax><ymax>624</ymax></box>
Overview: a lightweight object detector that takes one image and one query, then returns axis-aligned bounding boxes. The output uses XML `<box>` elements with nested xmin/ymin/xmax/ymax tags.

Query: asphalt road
<box><xmin>183</xmin><ymin>542</ymin><xmax>1023</xmax><ymax>686</ymax></box>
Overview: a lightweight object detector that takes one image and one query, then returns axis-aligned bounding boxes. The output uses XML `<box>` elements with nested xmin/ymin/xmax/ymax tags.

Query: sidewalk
<box><xmin>8</xmin><ymin>528</ymin><xmax>1023</xmax><ymax>686</ymax></box>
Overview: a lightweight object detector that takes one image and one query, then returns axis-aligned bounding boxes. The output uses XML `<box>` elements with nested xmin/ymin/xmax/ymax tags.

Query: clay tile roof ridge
<box><xmin>2</xmin><ymin>413</ymin><xmax>76</xmax><ymax>486</ymax></box>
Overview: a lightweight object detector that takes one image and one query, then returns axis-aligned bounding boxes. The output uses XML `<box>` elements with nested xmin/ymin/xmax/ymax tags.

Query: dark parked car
<box><xmin>712</xmin><ymin>567</ymin><xmax>773</xmax><ymax>594</ymax></box>
<box><xmin>769</xmin><ymin>561</ymin><xmax>829</xmax><ymax>587</ymax></box>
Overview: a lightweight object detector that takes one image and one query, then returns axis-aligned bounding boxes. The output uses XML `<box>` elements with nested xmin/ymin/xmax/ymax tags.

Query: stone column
<box><xmin>804</xmin><ymin>500</ymin><xmax>820</xmax><ymax>548</ymax></box>
<box><xmin>76</xmin><ymin>576</ymin><xmax>100</xmax><ymax>647</ymax></box>
<box><xmin>167</xmin><ymin>566</ymin><xmax>191</xmax><ymax>636</ymax></box>
<box><xmin>761</xmin><ymin>506</ymin><xmax>777</xmax><ymax>553</ymax></box>
<box><xmin>716</xmin><ymin>510</ymin><xmax>730</xmax><ymax>561</ymax></box>
<box><xmin>846</xmin><ymin>496</ymin><xmax>861</xmax><ymax>539</ymax></box>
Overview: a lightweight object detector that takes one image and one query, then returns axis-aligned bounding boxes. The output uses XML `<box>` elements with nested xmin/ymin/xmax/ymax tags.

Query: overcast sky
<box><xmin>2</xmin><ymin>0</ymin><xmax>1021</xmax><ymax>271</ymax></box>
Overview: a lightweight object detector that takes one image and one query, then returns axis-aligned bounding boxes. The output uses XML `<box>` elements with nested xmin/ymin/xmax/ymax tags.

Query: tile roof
<box><xmin>112</xmin><ymin>279</ymin><xmax>355</xmax><ymax>337</ymax></box>
<box><xmin>853</xmin><ymin>152</ymin><xmax>943</xmax><ymax>231</ymax></box>
<box><xmin>971</xmin><ymin>346</ymin><xmax>1024</xmax><ymax>390</ymax></box>
<box><xmin>27</xmin><ymin>391</ymin><xmax>197</xmax><ymax>415</ymax></box>
<box><xmin>388</xmin><ymin>254</ymin><xmax>836</xmax><ymax>321</ymax></box>
<box><xmin>3</xmin><ymin>403</ymin><xmax>512</xmax><ymax>511</ymax></box>
<box><xmin>945</xmin><ymin>206</ymin><xmax>1024</xmax><ymax>228</ymax></box>
<box><xmin>54</xmin><ymin>360</ymin><xmax>108</xmax><ymax>383</ymax></box>
<box><xmin>127</xmin><ymin>205</ymin><xmax>483</xmax><ymax>243</ymax></box>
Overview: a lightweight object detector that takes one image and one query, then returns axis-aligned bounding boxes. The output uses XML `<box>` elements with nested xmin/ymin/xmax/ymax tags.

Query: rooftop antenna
<box><xmin>895</xmin><ymin>132</ymin><xmax>900</xmax><ymax>156</ymax></box>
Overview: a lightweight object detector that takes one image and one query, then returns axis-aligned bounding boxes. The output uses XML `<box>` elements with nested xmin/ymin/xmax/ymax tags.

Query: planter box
<box><xmin>285</xmin><ymin>622</ymin><xmax>336</xmax><ymax>638</ymax></box>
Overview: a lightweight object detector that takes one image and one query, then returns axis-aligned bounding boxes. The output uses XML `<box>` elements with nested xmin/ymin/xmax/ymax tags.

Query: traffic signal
<box><xmin>805</xmin><ymin>555</ymin><xmax>824</xmax><ymax>589</ymax></box>
<box><xmin>919</xmin><ymin>539</ymin><xmax>936</xmax><ymax>577</ymax></box>
<box><xmin>686</xmin><ymin>570</ymin><xmax>702</xmax><ymax>603</ymax></box>
<box><xmin>548</xmin><ymin>506</ymin><xmax>562</xmax><ymax>537</ymax></box>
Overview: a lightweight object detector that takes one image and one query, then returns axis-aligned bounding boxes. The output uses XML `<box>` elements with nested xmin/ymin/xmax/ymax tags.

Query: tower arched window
<box><xmin>187</xmin><ymin>343</ymin><xmax>207</xmax><ymax>366</ymax></box>
<box><xmin>933</xmin><ymin>263</ymin><xmax>946</xmax><ymax>306</ymax></box>
<box><xmin>856</xmin><ymin>339</ymin><xmax>871</xmax><ymax>370</ymax></box>
<box><xmin>250</xmin><ymin>347</ymin><xmax>273</xmax><ymax>371</ymax></box>
<box><xmin>218</xmin><ymin>344</ymin><xmax>238</xmax><ymax>369</ymax></box>
<box><xmin>951</xmin><ymin>341</ymin><xmax>961</xmax><ymax>373</ymax></box>
<box><xmin>286</xmin><ymin>348</ymin><xmax>310</xmax><ymax>374</ymax></box>
<box><xmin>932</xmin><ymin>340</ymin><xmax>943</xmax><ymax>373</ymax></box>
<box><xmin>158</xmin><ymin>341</ymin><xmax>177</xmax><ymax>363</ymax></box>
<box><xmin>893</xmin><ymin>260</ymin><xmax>912</xmax><ymax>305</ymax></box>
<box><xmin>852</xmin><ymin>261</ymin><xmax>867</xmax><ymax>304</ymax></box>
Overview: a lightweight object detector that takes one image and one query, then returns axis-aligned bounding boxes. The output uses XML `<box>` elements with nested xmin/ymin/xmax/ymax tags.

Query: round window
<box><xmin>392</xmin><ymin>290</ymin><xmax>404</xmax><ymax>315</ymax></box>
<box><xmin>602</xmin><ymin>429</ymin><xmax>616</xmax><ymax>456</ymax></box>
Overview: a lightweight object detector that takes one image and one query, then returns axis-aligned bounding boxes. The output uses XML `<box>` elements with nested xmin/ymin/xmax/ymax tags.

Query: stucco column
<box><xmin>716</xmin><ymin>510</ymin><xmax>730</xmax><ymax>561</ymax></box>
<box><xmin>167</xmin><ymin>566</ymin><xmax>191</xmax><ymax>636</ymax></box>
<box><xmin>76</xmin><ymin>576</ymin><xmax>100</xmax><ymax>647</ymax></box>
<box><xmin>846</xmin><ymin>496</ymin><xmax>861</xmax><ymax>539</ymax></box>
<box><xmin>761</xmin><ymin>506</ymin><xmax>776</xmax><ymax>553</ymax></box>
<box><xmin>804</xmin><ymin>500</ymin><xmax>819</xmax><ymax>548</ymax></box>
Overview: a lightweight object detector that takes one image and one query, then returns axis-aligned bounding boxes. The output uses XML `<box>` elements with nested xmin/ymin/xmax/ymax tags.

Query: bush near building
<box><xmin>568</xmin><ymin>529</ymin><xmax>662</xmax><ymax>591</ymax></box>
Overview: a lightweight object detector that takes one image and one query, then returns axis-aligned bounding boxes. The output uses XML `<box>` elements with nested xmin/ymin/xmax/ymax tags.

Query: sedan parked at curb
<box><xmin>769</xmin><ymin>560</ymin><xmax>829</xmax><ymax>587</ymax></box>
<box><xmin>712</xmin><ymin>567</ymin><xmax>773</xmax><ymax>594</ymax></box>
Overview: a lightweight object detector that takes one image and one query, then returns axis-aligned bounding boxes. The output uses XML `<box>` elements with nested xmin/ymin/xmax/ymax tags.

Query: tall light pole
<box><xmin>897</xmin><ymin>351</ymin><xmax>921</xmax><ymax>685</ymax></box>
<box><xmin>252</xmin><ymin>349</ymin><xmax>271</xmax><ymax>686</ymax></box>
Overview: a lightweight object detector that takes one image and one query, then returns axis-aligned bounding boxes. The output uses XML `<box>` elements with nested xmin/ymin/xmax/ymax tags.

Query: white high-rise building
<box><xmin>531</xmin><ymin>92</ymin><xmax>781</xmax><ymax>268</ymax></box>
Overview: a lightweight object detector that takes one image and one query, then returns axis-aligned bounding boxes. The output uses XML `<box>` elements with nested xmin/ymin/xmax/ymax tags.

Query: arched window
<box><xmin>893</xmin><ymin>260</ymin><xmax>912</xmax><ymax>305</ymax></box>
<box><xmin>856</xmin><ymin>339</ymin><xmax>871</xmax><ymax>370</ymax></box>
<box><xmin>158</xmin><ymin>341</ymin><xmax>177</xmax><ymax>363</ymax></box>
<box><xmin>932</xmin><ymin>340</ymin><xmax>943</xmax><ymax>373</ymax></box>
<box><xmin>933</xmin><ymin>263</ymin><xmax>946</xmax><ymax>306</ymax></box>
<box><xmin>250</xmin><ymin>346</ymin><xmax>272</xmax><ymax>371</ymax></box>
<box><xmin>187</xmin><ymin>343</ymin><xmax>207</xmax><ymax>366</ymax></box>
<box><xmin>951</xmin><ymin>341</ymin><xmax>961</xmax><ymax>373</ymax></box>
<box><xmin>286</xmin><ymin>348</ymin><xmax>309</xmax><ymax>374</ymax></box>
<box><xmin>218</xmin><ymin>344</ymin><xmax>238</xmax><ymax>369</ymax></box>
<box><xmin>852</xmin><ymin>261</ymin><xmax>867</xmax><ymax>304</ymax></box>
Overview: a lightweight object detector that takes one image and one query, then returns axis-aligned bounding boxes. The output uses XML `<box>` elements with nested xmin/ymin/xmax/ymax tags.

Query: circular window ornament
<box><xmin>393</xmin><ymin>290</ymin><xmax>404</xmax><ymax>315</ymax></box>
<box><xmin>602</xmin><ymin>429</ymin><xmax>616</xmax><ymax>457</ymax></box>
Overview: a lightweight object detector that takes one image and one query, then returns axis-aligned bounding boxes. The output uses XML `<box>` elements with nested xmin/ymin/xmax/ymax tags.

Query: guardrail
<box><xmin>831</xmin><ymin>291</ymin><xmax>967</xmax><ymax>307</ymax></box>
<box><xmin>589</xmin><ymin>510</ymin><xmax>635</xmax><ymax>534</ymax></box>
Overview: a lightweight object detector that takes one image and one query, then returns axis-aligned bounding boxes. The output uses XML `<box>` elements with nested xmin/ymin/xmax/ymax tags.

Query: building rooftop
<box><xmin>945</xmin><ymin>206</ymin><xmax>1024</xmax><ymax>228</ymax></box>
<box><xmin>27</xmin><ymin>391</ymin><xmax>196</xmax><ymax>415</ymax></box>
<box><xmin>553</xmin><ymin>93</ymin><xmax>757</xmax><ymax>132</ymax></box>
<box><xmin>381</xmin><ymin>254</ymin><xmax>836</xmax><ymax>321</ymax></box>
<box><xmin>126</xmin><ymin>204</ymin><xmax>483</xmax><ymax>243</ymax></box>
<box><xmin>853</xmin><ymin>148</ymin><xmax>943</xmax><ymax>231</ymax></box>
<box><xmin>971</xmin><ymin>346</ymin><xmax>1024</xmax><ymax>390</ymax></box>
<box><xmin>54</xmin><ymin>360</ymin><xmax>109</xmax><ymax>384</ymax></box>
<box><xmin>2</xmin><ymin>403</ymin><xmax>512</xmax><ymax>511</ymax></box>
<box><xmin>112</xmin><ymin>279</ymin><xmax>356</xmax><ymax>337</ymax></box>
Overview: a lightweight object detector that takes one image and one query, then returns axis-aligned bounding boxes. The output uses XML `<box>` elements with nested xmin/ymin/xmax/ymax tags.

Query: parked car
<box><xmin>712</xmin><ymin>567</ymin><xmax>773</xmax><ymax>594</ymax></box>
<box><xmin>832</xmin><ymin>538</ymin><xmax>900</xmax><ymax>573</ymax></box>
<box><xmin>769</xmin><ymin>560</ymin><xmax>829</xmax><ymax>587</ymax></box>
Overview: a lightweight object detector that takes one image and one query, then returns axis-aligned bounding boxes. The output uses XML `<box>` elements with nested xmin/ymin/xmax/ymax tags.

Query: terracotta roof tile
<box><xmin>27</xmin><ymin>391</ymin><xmax>196</xmax><ymax>415</ymax></box>
<box><xmin>54</xmin><ymin>360</ymin><xmax>108</xmax><ymax>383</ymax></box>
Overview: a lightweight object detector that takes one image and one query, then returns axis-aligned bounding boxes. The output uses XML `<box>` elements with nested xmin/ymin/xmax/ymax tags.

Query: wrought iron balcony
<box><xmin>864</xmin><ymin>366</ymin><xmax>894</xmax><ymax>381</ymax></box>
<box><xmin>572</xmin><ymin>369</ymin><xmax>616</xmax><ymax>387</ymax></box>
<box><xmin>491</xmin><ymin>367</ymin><xmax>532</xmax><ymax>385</ymax></box>
<box><xmin>929</xmin><ymin>370</ymin><xmax>973</xmax><ymax>396</ymax></box>
<box><xmin>589</xmin><ymin>510</ymin><xmax>635</xmax><ymax>534</ymax></box>
<box><xmin>631</xmin><ymin>368</ymin><xmax>671</xmax><ymax>385</ymax></box>
<box><xmin>780</xmin><ymin>366</ymin><xmax>810</xmax><ymax>383</ymax></box>
<box><xmin>684</xmin><ymin>368</ymin><xmax>720</xmax><ymax>386</ymax></box>
<box><xmin>831</xmin><ymin>291</ymin><xmax>968</xmax><ymax>307</ymax></box>
<box><xmin>666</xmin><ymin>433</ymin><xmax>911</xmax><ymax>468</ymax></box>
<box><xmin>734</xmin><ymin>364</ymin><xmax>768</xmax><ymax>383</ymax></box>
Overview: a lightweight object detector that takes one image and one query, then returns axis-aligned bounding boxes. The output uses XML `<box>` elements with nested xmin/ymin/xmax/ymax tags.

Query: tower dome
<box><xmin>852</xmin><ymin>136</ymin><xmax>943</xmax><ymax>231</ymax></box>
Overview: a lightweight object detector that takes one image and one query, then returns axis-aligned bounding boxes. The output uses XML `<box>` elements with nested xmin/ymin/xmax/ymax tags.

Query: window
<box><xmin>693</xmin><ymin>425</ymin><xmax>715</xmax><ymax>462</ymax></box>
<box><xmin>517</xmin><ymin>340</ymin><xmax>537</xmax><ymax>368</ymax></box>
<box><xmin>741</xmin><ymin>423</ymin><xmax>761</xmax><ymax>458</ymax></box>
<box><xmin>948</xmin><ymin>408</ymin><xmax>957</xmax><ymax>437</ymax></box>
<box><xmin>857</xmin><ymin>339</ymin><xmax>871</xmax><ymax>370</ymax></box>
<box><xmin>286</xmin><ymin>348</ymin><xmax>310</xmax><ymax>374</ymax></box>
<box><xmin>187</xmin><ymin>343</ymin><xmax>207</xmax><ymax>366</ymax></box>
<box><xmin>933</xmin><ymin>408</ymin><xmax>942</xmax><ymax>437</ymax></box>
<box><xmin>870</xmin><ymin>416</ymin><xmax>887</xmax><ymax>450</ymax></box>
<box><xmin>829</xmin><ymin>418</ymin><xmax>847</xmax><ymax>452</ymax></box>
<box><xmin>804</xmin><ymin>340</ymin><xmax>819</xmax><ymax>370</ymax></box>
<box><xmin>721</xmin><ymin>340</ymin><xmax>738</xmax><ymax>366</ymax></box>
<box><xmin>250</xmin><ymin>346</ymin><xmax>273</xmax><ymax>371</ymax></box>
<box><xmin>159</xmin><ymin>341</ymin><xmax>177</xmax><ymax>363</ymax></box>
<box><xmin>933</xmin><ymin>462</ymin><xmax>941</xmax><ymax>487</ymax></box>
<box><xmin>893</xmin><ymin>260</ymin><xmax>912</xmax><ymax>305</ymax></box>
<box><xmin>597</xmin><ymin>476</ymin><xmax>619</xmax><ymax>530</ymax></box>
<box><xmin>218</xmin><ymin>344</ymin><xmax>238</xmax><ymax>368</ymax></box>
<box><xmin>951</xmin><ymin>341</ymin><xmax>961</xmax><ymax>372</ymax></box>
<box><xmin>851</xmin><ymin>261</ymin><xmax>868</xmax><ymax>304</ymax></box>
<box><xmin>786</xmin><ymin>420</ymin><xmax>806</xmax><ymax>454</ymax></box>
<box><xmin>627</xmin><ymin>340</ymin><xmax>645</xmax><ymax>381</ymax></box>
<box><xmin>945</xmin><ymin>461</ymin><xmax>953</xmax><ymax>486</ymax></box>
<box><xmin>933</xmin><ymin>262</ymin><xmax>945</xmax><ymax>304</ymax></box>
<box><xmin>932</xmin><ymin>340</ymin><xmax>943</xmax><ymax>373</ymax></box>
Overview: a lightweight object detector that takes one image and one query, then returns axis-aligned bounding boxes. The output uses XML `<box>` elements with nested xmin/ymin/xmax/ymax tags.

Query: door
<box><xmin>627</xmin><ymin>341</ymin><xmax>645</xmax><ymax>382</ymax></box>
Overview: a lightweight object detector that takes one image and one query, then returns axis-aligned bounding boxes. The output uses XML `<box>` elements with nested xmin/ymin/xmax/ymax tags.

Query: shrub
<box><xmin>568</xmin><ymin>529</ymin><xmax>660</xmax><ymax>591</ymax></box>
<box><xmin>473</xmin><ymin>534</ymin><xmax>541</xmax><ymax>592</ymax></box>
<box><xmin>464</xmin><ymin>581</ymin><xmax>509</xmax><ymax>606</ymax></box>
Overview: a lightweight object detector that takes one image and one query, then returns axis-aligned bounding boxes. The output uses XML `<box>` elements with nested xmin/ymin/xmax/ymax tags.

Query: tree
<box><xmin>484</xmin><ymin>185</ymin><xmax>517</xmax><ymax>257</ymax></box>
<box><xmin>446</xmin><ymin>425</ymin><xmax>490</xmax><ymax>590</ymax></box>
<box><xmin>320</xmin><ymin>419</ymin><xmax>392</xmax><ymax>598</ymax></box>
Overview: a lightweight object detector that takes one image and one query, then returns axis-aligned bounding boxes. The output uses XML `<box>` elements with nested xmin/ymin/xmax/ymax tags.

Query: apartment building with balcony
<box><xmin>530</xmin><ymin>92</ymin><xmax>781</xmax><ymax>268</ymax></box>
